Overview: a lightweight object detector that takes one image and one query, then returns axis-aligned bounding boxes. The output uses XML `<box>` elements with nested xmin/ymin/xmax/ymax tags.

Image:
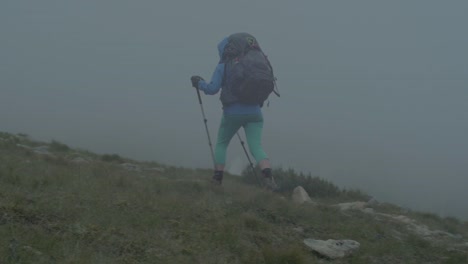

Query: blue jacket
<box><xmin>198</xmin><ymin>37</ymin><xmax>261</xmax><ymax>115</ymax></box>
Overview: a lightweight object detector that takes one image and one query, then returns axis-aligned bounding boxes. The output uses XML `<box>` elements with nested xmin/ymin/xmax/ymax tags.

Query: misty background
<box><xmin>1</xmin><ymin>1</ymin><xmax>467</xmax><ymax>219</ymax></box>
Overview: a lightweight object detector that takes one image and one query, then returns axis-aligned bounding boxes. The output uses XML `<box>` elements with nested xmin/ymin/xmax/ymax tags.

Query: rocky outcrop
<box><xmin>334</xmin><ymin>199</ymin><xmax>465</xmax><ymax>245</ymax></box>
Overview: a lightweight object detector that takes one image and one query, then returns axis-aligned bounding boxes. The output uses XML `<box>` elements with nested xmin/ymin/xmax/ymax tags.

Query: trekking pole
<box><xmin>195</xmin><ymin>88</ymin><xmax>216</xmax><ymax>169</ymax></box>
<box><xmin>236</xmin><ymin>132</ymin><xmax>262</xmax><ymax>186</ymax></box>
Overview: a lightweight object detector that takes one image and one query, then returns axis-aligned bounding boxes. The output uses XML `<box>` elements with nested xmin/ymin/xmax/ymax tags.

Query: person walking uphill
<box><xmin>190</xmin><ymin>32</ymin><xmax>279</xmax><ymax>190</ymax></box>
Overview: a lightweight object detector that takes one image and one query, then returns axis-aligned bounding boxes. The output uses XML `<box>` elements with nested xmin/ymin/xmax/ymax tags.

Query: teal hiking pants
<box><xmin>214</xmin><ymin>114</ymin><xmax>268</xmax><ymax>165</ymax></box>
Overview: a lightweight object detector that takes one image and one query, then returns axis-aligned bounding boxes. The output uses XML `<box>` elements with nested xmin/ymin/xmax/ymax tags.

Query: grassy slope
<box><xmin>0</xmin><ymin>132</ymin><xmax>467</xmax><ymax>264</ymax></box>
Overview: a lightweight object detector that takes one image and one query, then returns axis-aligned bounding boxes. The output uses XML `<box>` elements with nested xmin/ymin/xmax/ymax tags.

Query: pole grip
<box><xmin>196</xmin><ymin>88</ymin><xmax>203</xmax><ymax>105</ymax></box>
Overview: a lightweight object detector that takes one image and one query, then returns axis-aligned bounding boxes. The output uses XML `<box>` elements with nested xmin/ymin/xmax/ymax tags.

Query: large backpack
<box><xmin>222</xmin><ymin>33</ymin><xmax>280</xmax><ymax>106</ymax></box>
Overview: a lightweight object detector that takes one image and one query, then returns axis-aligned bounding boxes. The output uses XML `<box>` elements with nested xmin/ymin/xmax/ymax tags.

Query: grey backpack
<box><xmin>222</xmin><ymin>33</ymin><xmax>280</xmax><ymax>106</ymax></box>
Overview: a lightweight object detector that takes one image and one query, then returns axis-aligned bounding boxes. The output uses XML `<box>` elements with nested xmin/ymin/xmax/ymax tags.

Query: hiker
<box><xmin>190</xmin><ymin>32</ymin><xmax>278</xmax><ymax>190</ymax></box>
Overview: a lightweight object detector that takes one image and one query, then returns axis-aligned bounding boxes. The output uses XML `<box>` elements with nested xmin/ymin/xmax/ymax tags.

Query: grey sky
<box><xmin>1</xmin><ymin>1</ymin><xmax>467</xmax><ymax>219</ymax></box>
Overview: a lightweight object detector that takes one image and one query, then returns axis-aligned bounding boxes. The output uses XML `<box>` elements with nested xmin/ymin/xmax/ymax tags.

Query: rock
<box><xmin>412</xmin><ymin>225</ymin><xmax>462</xmax><ymax>240</ymax></box>
<box><xmin>293</xmin><ymin>227</ymin><xmax>305</xmax><ymax>233</ymax></box>
<box><xmin>17</xmin><ymin>144</ymin><xmax>54</xmax><ymax>157</ymax></box>
<box><xmin>71</xmin><ymin>157</ymin><xmax>89</xmax><ymax>164</ymax></box>
<box><xmin>121</xmin><ymin>163</ymin><xmax>141</xmax><ymax>172</ymax></box>
<box><xmin>410</xmin><ymin>223</ymin><xmax>433</xmax><ymax>237</ymax></box>
<box><xmin>377</xmin><ymin>213</ymin><xmax>463</xmax><ymax>241</ymax></box>
<box><xmin>22</xmin><ymin>246</ymin><xmax>43</xmax><ymax>256</ymax></box>
<box><xmin>362</xmin><ymin>208</ymin><xmax>375</xmax><ymax>214</ymax></box>
<box><xmin>335</xmin><ymin>201</ymin><xmax>368</xmax><ymax>211</ymax></box>
<box><xmin>304</xmin><ymin>239</ymin><xmax>360</xmax><ymax>259</ymax></box>
<box><xmin>428</xmin><ymin>230</ymin><xmax>454</xmax><ymax>238</ymax></box>
<box><xmin>367</xmin><ymin>197</ymin><xmax>379</xmax><ymax>206</ymax></box>
<box><xmin>16</xmin><ymin>144</ymin><xmax>32</xmax><ymax>149</ymax></box>
<box><xmin>33</xmin><ymin>146</ymin><xmax>51</xmax><ymax>155</ymax></box>
<box><xmin>145</xmin><ymin>167</ymin><xmax>165</xmax><ymax>173</ymax></box>
<box><xmin>71</xmin><ymin>223</ymin><xmax>87</xmax><ymax>235</ymax></box>
<box><xmin>292</xmin><ymin>186</ymin><xmax>313</xmax><ymax>204</ymax></box>
<box><xmin>391</xmin><ymin>215</ymin><xmax>415</xmax><ymax>224</ymax></box>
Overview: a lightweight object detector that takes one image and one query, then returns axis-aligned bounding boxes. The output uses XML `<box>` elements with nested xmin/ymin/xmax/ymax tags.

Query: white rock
<box><xmin>391</xmin><ymin>215</ymin><xmax>415</xmax><ymax>224</ymax></box>
<box><xmin>293</xmin><ymin>227</ymin><xmax>305</xmax><ymax>233</ymax></box>
<box><xmin>292</xmin><ymin>186</ymin><xmax>313</xmax><ymax>204</ymax></box>
<box><xmin>367</xmin><ymin>197</ymin><xmax>379</xmax><ymax>206</ymax></box>
<box><xmin>71</xmin><ymin>157</ymin><xmax>89</xmax><ymax>164</ymax></box>
<box><xmin>33</xmin><ymin>146</ymin><xmax>51</xmax><ymax>155</ymax></box>
<box><xmin>304</xmin><ymin>239</ymin><xmax>360</xmax><ymax>259</ymax></box>
<box><xmin>362</xmin><ymin>208</ymin><xmax>375</xmax><ymax>214</ymax></box>
<box><xmin>145</xmin><ymin>167</ymin><xmax>165</xmax><ymax>173</ymax></box>
<box><xmin>335</xmin><ymin>201</ymin><xmax>368</xmax><ymax>211</ymax></box>
<box><xmin>16</xmin><ymin>144</ymin><xmax>32</xmax><ymax>149</ymax></box>
<box><xmin>121</xmin><ymin>163</ymin><xmax>141</xmax><ymax>172</ymax></box>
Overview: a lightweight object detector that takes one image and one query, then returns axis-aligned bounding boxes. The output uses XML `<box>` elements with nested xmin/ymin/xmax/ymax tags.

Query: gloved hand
<box><xmin>191</xmin><ymin>76</ymin><xmax>204</xmax><ymax>89</ymax></box>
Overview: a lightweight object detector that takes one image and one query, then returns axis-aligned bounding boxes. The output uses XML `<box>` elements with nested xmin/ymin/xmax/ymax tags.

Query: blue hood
<box><xmin>217</xmin><ymin>37</ymin><xmax>229</xmax><ymax>62</ymax></box>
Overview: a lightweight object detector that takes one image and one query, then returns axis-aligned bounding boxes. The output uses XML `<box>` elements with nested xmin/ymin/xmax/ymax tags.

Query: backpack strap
<box><xmin>261</xmin><ymin>51</ymin><xmax>280</xmax><ymax>98</ymax></box>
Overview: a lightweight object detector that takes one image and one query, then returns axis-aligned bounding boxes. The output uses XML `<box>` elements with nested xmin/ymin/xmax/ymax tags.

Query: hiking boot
<box><xmin>261</xmin><ymin>168</ymin><xmax>278</xmax><ymax>191</ymax></box>
<box><xmin>263</xmin><ymin>175</ymin><xmax>278</xmax><ymax>191</ymax></box>
<box><xmin>211</xmin><ymin>171</ymin><xmax>223</xmax><ymax>185</ymax></box>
